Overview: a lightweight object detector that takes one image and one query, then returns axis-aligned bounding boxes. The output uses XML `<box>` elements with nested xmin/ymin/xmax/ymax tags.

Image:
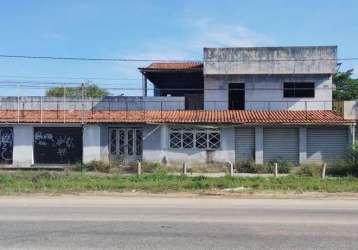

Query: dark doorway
<box><xmin>229</xmin><ymin>83</ymin><xmax>245</xmax><ymax>110</ymax></box>
<box><xmin>34</xmin><ymin>127</ymin><xmax>83</xmax><ymax>164</ymax></box>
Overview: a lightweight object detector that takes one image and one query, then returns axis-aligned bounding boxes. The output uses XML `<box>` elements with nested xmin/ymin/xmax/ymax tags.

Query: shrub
<box><xmin>84</xmin><ymin>160</ymin><xmax>110</xmax><ymax>173</ymax></box>
<box><xmin>236</xmin><ymin>161</ymin><xmax>259</xmax><ymax>173</ymax></box>
<box><xmin>326</xmin><ymin>161</ymin><xmax>354</xmax><ymax>177</ymax></box>
<box><xmin>347</xmin><ymin>144</ymin><xmax>358</xmax><ymax>176</ymax></box>
<box><xmin>267</xmin><ymin>158</ymin><xmax>293</xmax><ymax>174</ymax></box>
<box><xmin>236</xmin><ymin>160</ymin><xmax>291</xmax><ymax>174</ymax></box>
<box><xmin>141</xmin><ymin>162</ymin><xmax>162</xmax><ymax>173</ymax></box>
<box><xmin>190</xmin><ymin>163</ymin><xmax>226</xmax><ymax>173</ymax></box>
<box><xmin>297</xmin><ymin>164</ymin><xmax>322</xmax><ymax>177</ymax></box>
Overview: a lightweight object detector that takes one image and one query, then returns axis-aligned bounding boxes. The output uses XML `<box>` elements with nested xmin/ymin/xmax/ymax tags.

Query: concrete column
<box><xmin>13</xmin><ymin>125</ymin><xmax>33</xmax><ymax>167</ymax></box>
<box><xmin>99</xmin><ymin>125</ymin><xmax>109</xmax><ymax>163</ymax></box>
<box><xmin>299</xmin><ymin>127</ymin><xmax>307</xmax><ymax>164</ymax></box>
<box><xmin>160</xmin><ymin>124</ymin><xmax>168</xmax><ymax>163</ymax></box>
<box><xmin>349</xmin><ymin>125</ymin><xmax>356</xmax><ymax>145</ymax></box>
<box><xmin>83</xmin><ymin>125</ymin><xmax>101</xmax><ymax>163</ymax></box>
<box><xmin>160</xmin><ymin>124</ymin><xmax>168</xmax><ymax>150</ymax></box>
<box><xmin>255</xmin><ymin>127</ymin><xmax>263</xmax><ymax>164</ymax></box>
<box><xmin>142</xmin><ymin>75</ymin><xmax>148</xmax><ymax>97</ymax></box>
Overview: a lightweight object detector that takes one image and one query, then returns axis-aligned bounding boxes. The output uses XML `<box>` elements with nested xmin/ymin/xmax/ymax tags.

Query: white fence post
<box><xmin>137</xmin><ymin>161</ymin><xmax>142</xmax><ymax>176</ymax></box>
<box><xmin>274</xmin><ymin>163</ymin><xmax>278</xmax><ymax>177</ymax></box>
<box><xmin>225</xmin><ymin>161</ymin><xmax>234</xmax><ymax>177</ymax></box>
<box><xmin>182</xmin><ymin>162</ymin><xmax>187</xmax><ymax>176</ymax></box>
<box><xmin>321</xmin><ymin>163</ymin><xmax>326</xmax><ymax>179</ymax></box>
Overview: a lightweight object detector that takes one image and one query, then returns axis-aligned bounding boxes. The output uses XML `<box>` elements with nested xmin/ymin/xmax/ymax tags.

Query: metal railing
<box><xmin>0</xmin><ymin>97</ymin><xmax>337</xmax><ymax>124</ymax></box>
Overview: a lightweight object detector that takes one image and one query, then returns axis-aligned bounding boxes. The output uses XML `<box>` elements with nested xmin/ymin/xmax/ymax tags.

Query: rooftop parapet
<box><xmin>204</xmin><ymin>46</ymin><xmax>337</xmax><ymax>75</ymax></box>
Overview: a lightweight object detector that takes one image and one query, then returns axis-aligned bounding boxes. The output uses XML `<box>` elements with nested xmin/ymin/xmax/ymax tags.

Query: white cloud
<box><xmin>46</xmin><ymin>32</ymin><xmax>66</xmax><ymax>41</ymax></box>
<box><xmin>113</xmin><ymin>17</ymin><xmax>275</xmax><ymax>81</ymax></box>
<box><xmin>186</xmin><ymin>18</ymin><xmax>276</xmax><ymax>50</ymax></box>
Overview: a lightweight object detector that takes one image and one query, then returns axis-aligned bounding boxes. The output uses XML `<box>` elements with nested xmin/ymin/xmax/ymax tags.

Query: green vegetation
<box><xmin>333</xmin><ymin>69</ymin><xmax>358</xmax><ymax>100</ymax></box>
<box><xmin>1</xmin><ymin>144</ymin><xmax>358</xmax><ymax>194</ymax></box>
<box><xmin>1</xmin><ymin>171</ymin><xmax>358</xmax><ymax>194</ymax></box>
<box><xmin>46</xmin><ymin>83</ymin><xmax>110</xmax><ymax>97</ymax></box>
<box><xmin>236</xmin><ymin>159</ymin><xmax>292</xmax><ymax>174</ymax></box>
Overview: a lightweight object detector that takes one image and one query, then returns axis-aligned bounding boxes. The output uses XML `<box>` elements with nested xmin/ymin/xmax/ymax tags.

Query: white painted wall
<box><xmin>142</xmin><ymin>125</ymin><xmax>235</xmax><ymax>165</ymax></box>
<box><xmin>83</xmin><ymin>125</ymin><xmax>101</xmax><ymax>163</ymax></box>
<box><xmin>204</xmin><ymin>74</ymin><xmax>332</xmax><ymax>110</ymax></box>
<box><xmin>341</xmin><ymin>100</ymin><xmax>358</xmax><ymax>119</ymax></box>
<box><xmin>12</xmin><ymin>125</ymin><xmax>33</xmax><ymax>167</ymax></box>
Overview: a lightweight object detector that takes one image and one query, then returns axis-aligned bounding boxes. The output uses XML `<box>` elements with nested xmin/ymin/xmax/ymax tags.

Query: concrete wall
<box><xmin>339</xmin><ymin>100</ymin><xmax>358</xmax><ymax>119</ymax></box>
<box><xmin>0</xmin><ymin>96</ymin><xmax>185</xmax><ymax>111</ymax></box>
<box><xmin>12</xmin><ymin>125</ymin><xmax>33</xmax><ymax>167</ymax></box>
<box><xmin>83</xmin><ymin>125</ymin><xmax>101</xmax><ymax>163</ymax></box>
<box><xmin>2</xmin><ymin>123</ymin><xmax>354</xmax><ymax>168</ymax></box>
<box><xmin>9</xmin><ymin>124</ymin><xmax>91</xmax><ymax>167</ymax></box>
<box><xmin>142</xmin><ymin>125</ymin><xmax>235</xmax><ymax>165</ymax></box>
<box><xmin>204</xmin><ymin>46</ymin><xmax>337</xmax><ymax>75</ymax></box>
<box><xmin>204</xmin><ymin>74</ymin><xmax>332</xmax><ymax>110</ymax></box>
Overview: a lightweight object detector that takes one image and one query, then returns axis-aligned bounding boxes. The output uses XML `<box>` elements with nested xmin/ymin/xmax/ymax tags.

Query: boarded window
<box><xmin>34</xmin><ymin>127</ymin><xmax>82</xmax><ymax>164</ymax></box>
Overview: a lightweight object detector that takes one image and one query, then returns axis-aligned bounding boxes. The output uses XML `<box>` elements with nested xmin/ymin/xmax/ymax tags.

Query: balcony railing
<box><xmin>0</xmin><ymin>97</ymin><xmax>338</xmax><ymax>124</ymax></box>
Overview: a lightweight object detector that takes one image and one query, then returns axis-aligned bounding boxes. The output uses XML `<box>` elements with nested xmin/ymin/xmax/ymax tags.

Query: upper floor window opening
<box><xmin>283</xmin><ymin>82</ymin><xmax>315</xmax><ymax>98</ymax></box>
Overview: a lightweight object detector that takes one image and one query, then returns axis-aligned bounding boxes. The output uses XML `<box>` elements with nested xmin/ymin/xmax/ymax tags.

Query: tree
<box><xmin>333</xmin><ymin>69</ymin><xmax>358</xmax><ymax>100</ymax></box>
<box><xmin>46</xmin><ymin>84</ymin><xmax>110</xmax><ymax>98</ymax></box>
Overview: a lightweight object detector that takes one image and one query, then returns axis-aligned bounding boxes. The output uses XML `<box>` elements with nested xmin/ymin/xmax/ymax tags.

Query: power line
<box><xmin>0</xmin><ymin>74</ymin><xmax>141</xmax><ymax>81</ymax></box>
<box><xmin>0</xmin><ymin>53</ymin><xmax>357</xmax><ymax>62</ymax></box>
<box><xmin>0</xmin><ymin>54</ymin><xmax>188</xmax><ymax>62</ymax></box>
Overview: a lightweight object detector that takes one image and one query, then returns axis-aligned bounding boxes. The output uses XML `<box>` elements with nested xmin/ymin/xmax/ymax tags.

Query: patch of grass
<box><xmin>1</xmin><ymin>171</ymin><xmax>358</xmax><ymax>194</ymax></box>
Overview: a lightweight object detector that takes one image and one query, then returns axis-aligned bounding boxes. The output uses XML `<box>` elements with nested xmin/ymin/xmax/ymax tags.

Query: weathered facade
<box><xmin>0</xmin><ymin>46</ymin><xmax>354</xmax><ymax>168</ymax></box>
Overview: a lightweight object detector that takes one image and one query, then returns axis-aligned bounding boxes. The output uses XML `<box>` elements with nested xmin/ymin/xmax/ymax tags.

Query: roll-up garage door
<box><xmin>34</xmin><ymin>127</ymin><xmax>83</xmax><ymax>164</ymax></box>
<box><xmin>235</xmin><ymin>128</ymin><xmax>255</xmax><ymax>162</ymax></box>
<box><xmin>263</xmin><ymin>128</ymin><xmax>299</xmax><ymax>164</ymax></box>
<box><xmin>307</xmin><ymin>127</ymin><xmax>348</xmax><ymax>162</ymax></box>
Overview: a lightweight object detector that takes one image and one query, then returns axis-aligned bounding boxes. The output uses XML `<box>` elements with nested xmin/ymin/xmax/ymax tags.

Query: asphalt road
<box><xmin>0</xmin><ymin>196</ymin><xmax>358</xmax><ymax>250</ymax></box>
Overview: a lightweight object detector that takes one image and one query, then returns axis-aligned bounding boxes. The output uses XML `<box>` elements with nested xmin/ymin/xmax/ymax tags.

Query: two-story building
<box><xmin>0</xmin><ymin>46</ymin><xmax>354</xmax><ymax>168</ymax></box>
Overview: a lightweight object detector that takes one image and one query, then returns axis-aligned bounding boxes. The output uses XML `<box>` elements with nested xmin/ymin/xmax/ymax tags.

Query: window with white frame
<box><xmin>169</xmin><ymin>127</ymin><xmax>220</xmax><ymax>150</ymax></box>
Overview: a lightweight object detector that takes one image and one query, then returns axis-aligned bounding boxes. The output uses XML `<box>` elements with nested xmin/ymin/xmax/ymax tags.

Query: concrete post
<box><xmin>274</xmin><ymin>163</ymin><xmax>278</xmax><ymax>177</ymax></box>
<box><xmin>160</xmin><ymin>124</ymin><xmax>168</xmax><ymax>163</ymax></box>
<box><xmin>255</xmin><ymin>127</ymin><xmax>264</xmax><ymax>164</ymax></box>
<box><xmin>349</xmin><ymin>125</ymin><xmax>356</xmax><ymax>145</ymax></box>
<box><xmin>182</xmin><ymin>162</ymin><xmax>187</xmax><ymax>176</ymax></box>
<box><xmin>299</xmin><ymin>127</ymin><xmax>307</xmax><ymax>164</ymax></box>
<box><xmin>137</xmin><ymin>161</ymin><xmax>142</xmax><ymax>176</ymax></box>
<box><xmin>321</xmin><ymin>163</ymin><xmax>326</xmax><ymax>179</ymax></box>
<box><xmin>226</xmin><ymin>161</ymin><xmax>234</xmax><ymax>176</ymax></box>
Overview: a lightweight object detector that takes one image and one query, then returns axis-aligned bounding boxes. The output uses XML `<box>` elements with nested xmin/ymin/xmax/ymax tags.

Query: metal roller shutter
<box><xmin>235</xmin><ymin>128</ymin><xmax>255</xmax><ymax>162</ymax></box>
<box><xmin>263</xmin><ymin>128</ymin><xmax>299</xmax><ymax>164</ymax></box>
<box><xmin>307</xmin><ymin>127</ymin><xmax>348</xmax><ymax>162</ymax></box>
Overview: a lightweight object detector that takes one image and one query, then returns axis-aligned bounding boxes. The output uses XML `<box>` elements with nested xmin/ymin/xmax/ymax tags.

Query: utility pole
<box><xmin>63</xmin><ymin>83</ymin><xmax>66</xmax><ymax>123</ymax></box>
<box><xmin>81</xmin><ymin>82</ymin><xmax>85</xmax><ymax>125</ymax></box>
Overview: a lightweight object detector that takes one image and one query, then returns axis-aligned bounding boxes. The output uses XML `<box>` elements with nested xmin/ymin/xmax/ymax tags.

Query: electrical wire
<box><xmin>0</xmin><ymin>53</ymin><xmax>357</xmax><ymax>62</ymax></box>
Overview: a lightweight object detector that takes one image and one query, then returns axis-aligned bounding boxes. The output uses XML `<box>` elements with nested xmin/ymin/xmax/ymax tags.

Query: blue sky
<box><xmin>0</xmin><ymin>0</ymin><xmax>357</xmax><ymax>96</ymax></box>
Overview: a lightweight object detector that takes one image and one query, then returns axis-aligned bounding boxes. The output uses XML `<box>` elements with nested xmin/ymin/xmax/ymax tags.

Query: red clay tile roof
<box><xmin>142</xmin><ymin>62</ymin><xmax>203</xmax><ymax>71</ymax></box>
<box><xmin>0</xmin><ymin>110</ymin><xmax>351</xmax><ymax>125</ymax></box>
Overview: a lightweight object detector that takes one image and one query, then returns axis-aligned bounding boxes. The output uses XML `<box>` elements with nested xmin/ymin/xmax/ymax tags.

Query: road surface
<box><xmin>0</xmin><ymin>195</ymin><xmax>358</xmax><ymax>249</ymax></box>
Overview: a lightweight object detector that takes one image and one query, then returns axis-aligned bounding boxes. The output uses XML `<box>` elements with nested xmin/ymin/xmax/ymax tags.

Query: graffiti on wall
<box><xmin>34</xmin><ymin>127</ymin><xmax>82</xmax><ymax>164</ymax></box>
<box><xmin>0</xmin><ymin>128</ymin><xmax>13</xmax><ymax>164</ymax></box>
